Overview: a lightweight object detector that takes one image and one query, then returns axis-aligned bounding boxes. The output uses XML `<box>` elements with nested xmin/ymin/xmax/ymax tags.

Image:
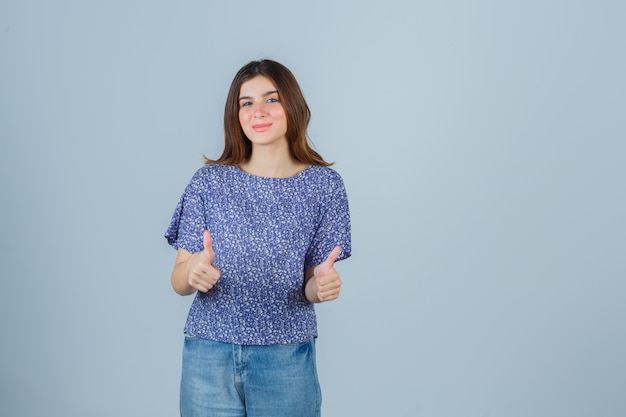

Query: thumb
<box><xmin>315</xmin><ymin>246</ymin><xmax>341</xmax><ymax>277</ymax></box>
<box><xmin>203</xmin><ymin>230</ymin><xmax>215</xmax><ymax>262</ymax></box>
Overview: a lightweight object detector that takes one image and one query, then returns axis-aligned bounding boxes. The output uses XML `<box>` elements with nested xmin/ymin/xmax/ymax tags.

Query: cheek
<box><xmin>238</xmin><ymin>109</ymin><xmax>247</xmax><ymax>125</ymax></box>
<box><xmin>273</xmin><ymin>107</ymin><xmax>287</xmax><ymax>123</ymax></box>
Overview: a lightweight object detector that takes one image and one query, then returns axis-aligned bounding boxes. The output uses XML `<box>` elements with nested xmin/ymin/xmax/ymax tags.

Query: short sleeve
<box><xmin>164</xmin><ymin>170</ymin><xmax>207</xmax><ymax>253</ymax></box>
<box><xmin>305</xmin><ymin>172</ymin><xmax>352</xmax><ymax>269</ymax></box>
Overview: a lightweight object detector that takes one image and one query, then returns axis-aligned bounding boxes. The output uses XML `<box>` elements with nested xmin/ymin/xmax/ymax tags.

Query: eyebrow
<box><xmin>238</xmin><ymin>90</ymin><xmax>279</xmax><ymax>101</ymax></box>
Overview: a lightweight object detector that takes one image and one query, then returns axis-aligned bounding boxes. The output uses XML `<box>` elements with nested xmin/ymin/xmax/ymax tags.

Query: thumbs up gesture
<box><xmin>186</xmin><ymin>230</ymin><xmax>221</xmax><ymax>293</ymax></box>
<box><xmin>305</xmin><ymin>246</ymin><xmax>342</xmax><ymax>303</ymax></box>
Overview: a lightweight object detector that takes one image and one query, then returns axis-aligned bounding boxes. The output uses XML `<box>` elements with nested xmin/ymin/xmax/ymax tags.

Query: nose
<box><xmin>252</xmin><ymin>102</ymin><xmax>267</xmax><ymax>117</ymax></box>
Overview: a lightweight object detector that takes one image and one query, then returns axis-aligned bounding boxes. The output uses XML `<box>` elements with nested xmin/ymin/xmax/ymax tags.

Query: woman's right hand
<box><xmin>171</xmin><ymin>230</ymin><xmax>220</xmax><ymax>295</ymax></box>
<box><xmin>186</xmin><ymin>230</ymin><xmax>221</xmax><ymax>293</ymax></box>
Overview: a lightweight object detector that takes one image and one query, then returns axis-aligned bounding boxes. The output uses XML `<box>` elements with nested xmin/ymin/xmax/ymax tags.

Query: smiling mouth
<box><xmin>251</xmin><ymin>123</ymin><xmax>272</xmax><ymax>132</ymax></box>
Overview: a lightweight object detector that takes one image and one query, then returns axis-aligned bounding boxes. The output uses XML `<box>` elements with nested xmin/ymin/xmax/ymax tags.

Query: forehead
<box><xmin>239</xmin><ymin>75</ymin><xmax>277</xmax><ymax>96</ymax></box>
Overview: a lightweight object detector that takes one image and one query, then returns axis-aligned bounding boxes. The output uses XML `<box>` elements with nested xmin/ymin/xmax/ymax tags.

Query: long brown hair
<box><xmin>205</xmin><ymin>59</ymin><xmax>332</xmax><ymax>166</ymax></box>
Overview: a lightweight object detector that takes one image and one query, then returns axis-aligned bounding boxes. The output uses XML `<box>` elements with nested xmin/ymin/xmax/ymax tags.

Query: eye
<box><xmin>267</xmin><ymin>96</ymin><xmax>280</xmax><ymax>103</ymax></box>
<box><xmin>240</xmin><ymin>101</ymin><xmax>252</xmax><ymax>107</ymax></box>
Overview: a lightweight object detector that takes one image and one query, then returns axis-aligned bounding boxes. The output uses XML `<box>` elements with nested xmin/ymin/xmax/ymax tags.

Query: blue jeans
<box><xmin>180</xmin><ymin>336</ymin><xmax>321</xmax><ymax>417</ymax></box>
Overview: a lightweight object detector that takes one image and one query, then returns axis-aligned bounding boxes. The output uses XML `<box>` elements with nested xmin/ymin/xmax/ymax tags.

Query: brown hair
<box><xmin>205</xmin><ymin>59</ymin><xmax>332</xmax><ymax>166</ymax></box>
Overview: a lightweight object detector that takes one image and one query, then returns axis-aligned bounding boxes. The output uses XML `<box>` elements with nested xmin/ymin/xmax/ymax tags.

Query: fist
<box><xmin>313</xmin><ymin>246</ymin><xmax>342</xmax><ymax>302</ymax></box>
<box><xmin>187</xmin><ymin>230</ymin><xmax>221</xmax><ymax>292</ymax></box>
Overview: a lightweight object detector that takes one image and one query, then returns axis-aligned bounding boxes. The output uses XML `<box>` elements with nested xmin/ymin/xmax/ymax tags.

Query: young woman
<box><xmin>165</xmin><ymin>59</ymin><xmax>351</xmax><ymax>417</ymax></box>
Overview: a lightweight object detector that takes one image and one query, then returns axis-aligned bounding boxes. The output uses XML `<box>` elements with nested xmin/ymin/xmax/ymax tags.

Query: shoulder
<box><xmin>195</xmin><ymin>163</ymin><xmax>232</xmax><ymax>176</ymax></box>
<box><xmin>303</xmin><ymin>165</ymin><xmax>344</xmax><ymax>184</ymax></box>
<box><xmin>190</xmin><ymin>163</ymin><xmax>235</xmax><ymax>182</ymax></box>
<box><xmin>182</xmin><ymin>164</ymin><xmax>236</xmax><ymax>195</ymax></box>
<box><xmin>302</xmin><ymin>166</ymin><xmax>347</xmax><ymax>194</ymax></box>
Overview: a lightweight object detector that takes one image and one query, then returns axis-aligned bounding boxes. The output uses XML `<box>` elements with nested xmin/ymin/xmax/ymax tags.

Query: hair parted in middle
<box><xmin>205</xmin><ymin>59</ymin><xmax>331</xmax><ymax>167</ymax></box>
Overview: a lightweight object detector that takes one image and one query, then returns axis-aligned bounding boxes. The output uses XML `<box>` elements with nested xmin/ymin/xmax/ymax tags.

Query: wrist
<box><xmin>304</xmin><ymin>276</ymin><xmax>321</xmax><ymax>303</ymax></box>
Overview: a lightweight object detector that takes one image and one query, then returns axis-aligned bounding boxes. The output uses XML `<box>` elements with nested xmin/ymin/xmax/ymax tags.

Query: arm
<box><xmin>304</xmin><ymin>246</ymin><xmax>342</xmax><ymax>303</ymax></box>
<box><xmin>171</xmin><ymin>230</ymin><xmax>221</xmax><ymax>296</ymax></box>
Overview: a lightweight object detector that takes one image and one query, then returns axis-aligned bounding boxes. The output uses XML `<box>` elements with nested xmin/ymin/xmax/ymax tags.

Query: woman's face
<box><xmin>238</xmin><ymin>75</ymin><xmax>288</xmax><ymax>148</ymax></box>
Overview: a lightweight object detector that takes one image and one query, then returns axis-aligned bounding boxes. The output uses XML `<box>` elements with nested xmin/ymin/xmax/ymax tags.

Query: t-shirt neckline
<box><xmin>233</xmin><ymin>164</ymin><xmax>313</xmax><ymax>180</ymax></box>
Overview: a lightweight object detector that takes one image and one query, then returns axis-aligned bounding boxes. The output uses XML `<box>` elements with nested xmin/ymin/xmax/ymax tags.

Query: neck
<box><xmin>240</xmin><ymin>143</ymin><xmax>307</xmax><ymax>178</ymax></box>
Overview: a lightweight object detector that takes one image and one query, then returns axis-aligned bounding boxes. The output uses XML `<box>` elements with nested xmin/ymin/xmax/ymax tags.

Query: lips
<box><xmin>251</xmin><ymin>123</ymin><xmax>272</xmax><ymax>132</ymax></box>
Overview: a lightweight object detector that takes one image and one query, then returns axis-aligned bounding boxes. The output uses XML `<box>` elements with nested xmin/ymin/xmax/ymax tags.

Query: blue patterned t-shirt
<box><xmin>165</xmin><ymin>164</ymin><xmax>352</xmax><ymax>345</ymax></box>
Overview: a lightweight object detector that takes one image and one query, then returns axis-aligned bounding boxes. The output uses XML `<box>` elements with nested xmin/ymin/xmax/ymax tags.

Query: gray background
<box><xmin>1</xmin><ymin>1</ymin><xmax>624</xmax><ymax>416</ymax></box>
